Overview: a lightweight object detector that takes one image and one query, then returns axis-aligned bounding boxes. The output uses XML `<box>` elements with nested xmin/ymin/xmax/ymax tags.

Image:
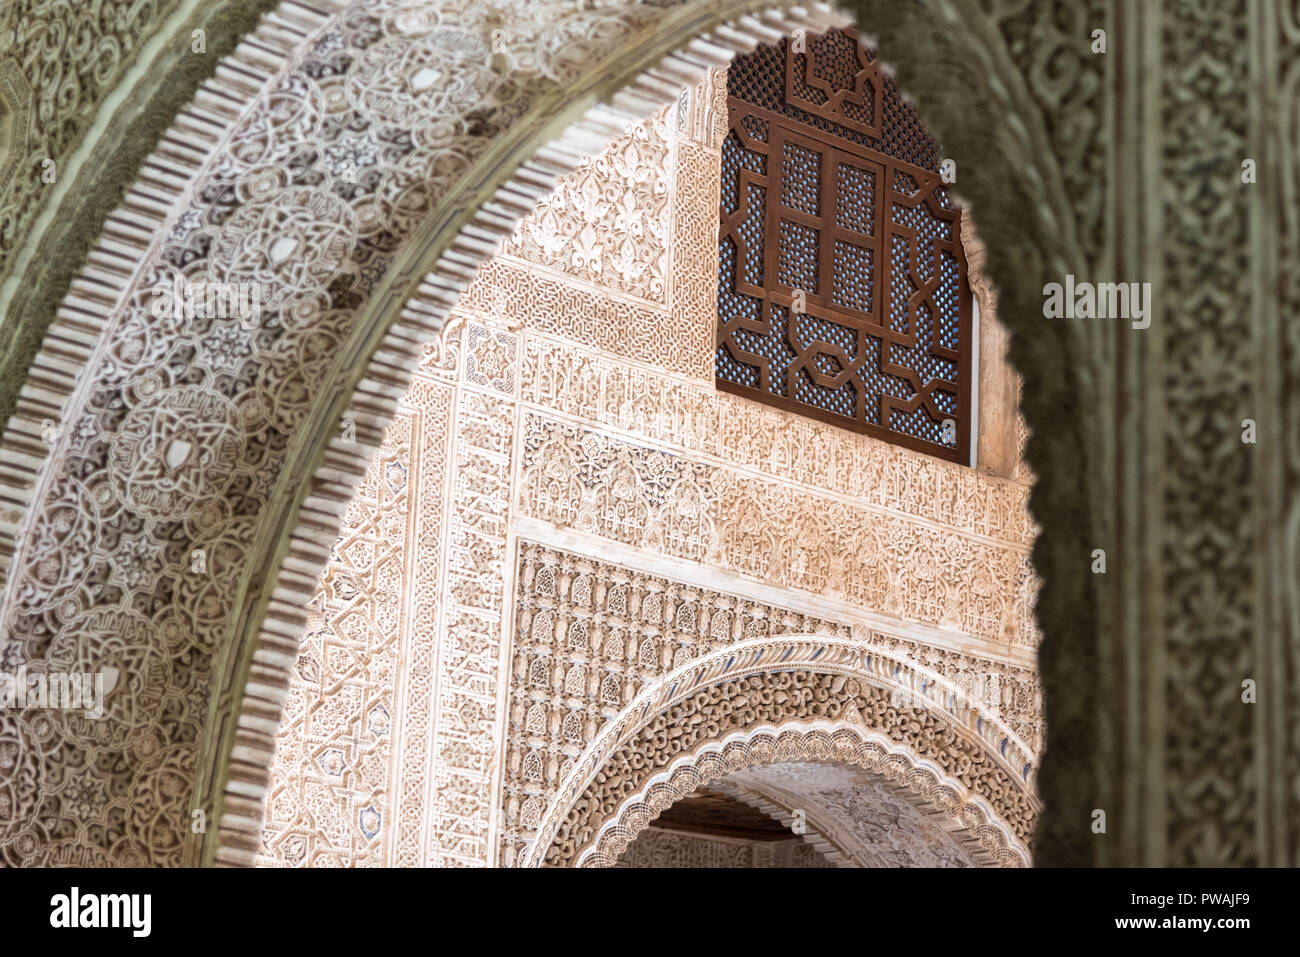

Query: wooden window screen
<box><xmin>716</xmin><ymin>28</ymin><xmax>972</xmax><ymax>462</ymax></box>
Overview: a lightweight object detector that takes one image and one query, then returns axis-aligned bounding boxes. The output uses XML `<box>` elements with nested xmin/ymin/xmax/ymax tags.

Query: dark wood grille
<box><xmin>716</xmin><ymin>28</ymin><xmax>972</xmax><ymax>462</ymax></box>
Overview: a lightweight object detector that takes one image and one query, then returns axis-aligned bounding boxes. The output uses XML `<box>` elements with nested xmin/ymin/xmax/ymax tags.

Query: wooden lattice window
<box><xmin>716</xmin><ymin>28</ymin><xmax>972</xmax><ymax>462</ymax></box>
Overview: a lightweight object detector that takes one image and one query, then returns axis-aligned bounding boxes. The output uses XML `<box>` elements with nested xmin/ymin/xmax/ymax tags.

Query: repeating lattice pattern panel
<box><xmin>498</xmin><ymin>543</ymin><xmax>849</xmax><ymax>866</ymax></box>
<box><xmin>717</xmin><ymin>29</ymin><xmax>972</xmax><ymax>461</ymax></box>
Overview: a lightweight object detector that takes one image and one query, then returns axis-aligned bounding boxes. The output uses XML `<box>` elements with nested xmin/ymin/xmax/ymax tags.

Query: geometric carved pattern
<box><xmin>256</xmin><ymin>368</ymin><xmax>455</xmax><ymax>866</ymax></box>
<box><xmin>0</xmin><ymin>4</ymin><xmax>1040</xmax><ymax>870</ymax></box>
<box><xmin>499</xmin><ymin>543</ymin><xmax>850</xmax><ymax>866</ymax></box>
<box><xmin>257</xmin><ymin>415</ymin><xmax>415</xmax><ymax>867</ymax></box>
<box><xmin>717</xmin><ymin>29</ymin><xmax>971</xmax><ymax>461</ymax></box>
<box><xmin>258</xmin><ymin>312</ymin><xmax>506</xmax><ymax>868</ymax></box>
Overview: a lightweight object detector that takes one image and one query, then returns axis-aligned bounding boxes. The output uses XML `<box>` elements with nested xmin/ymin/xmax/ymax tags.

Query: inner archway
<box><xmin>525</xmin><ymin>637</ymin><xmax>1035</xmax><ymax>869</ymax></box>
<box><xmin>612</xmin><ymin>784</ymin><xmax>839</xmax><ymax>868</ymax></box>
<box><xmin>571</xmin><ymin>718</ymin><xmax>1029</xmax><ymax>868</ymax></box>
<box><xmin>614</xmin><ymin>760</ymin><xmax>994</xmax><ymax>868</ymax></box>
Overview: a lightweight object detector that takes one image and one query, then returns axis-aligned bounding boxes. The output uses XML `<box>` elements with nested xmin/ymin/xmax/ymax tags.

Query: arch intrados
<box><xmin>693</xmin><ymin>777</ymin><xmax>861</xmax><ymax>866</ymax></box>
<box><xmin>707</xmin><ymin>769</ymin><xmax>988</xmax><ymax>867</ymax></box>
<box><xmin>576</xmin><ymin>722</ymin><xmax>1028</xmax><ymax>867</ymax></box>
<box><xmin>614</xmin><ymin>775</ymin><xmax>863</xmax><ymax>867</ymax></box>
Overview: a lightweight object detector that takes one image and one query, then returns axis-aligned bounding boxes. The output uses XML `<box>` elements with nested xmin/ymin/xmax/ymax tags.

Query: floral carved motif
<box><xmin>517</xmin><ymin>413</ymin><xmax>1035</xmax><ymax>646</ymax></box>
<box><xmin>504</xmin><ymin>108</ymin><xmax>672</xmax><ymax>303</ymax></box>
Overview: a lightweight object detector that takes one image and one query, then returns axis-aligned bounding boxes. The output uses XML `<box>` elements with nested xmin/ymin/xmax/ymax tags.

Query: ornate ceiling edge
<box><xmin>0</xmin><ymin>0</ymin><xmax>293</xmax><ymax>434</ymax></box>
<box><xmin>210</xmin><ymin>1</ymin><xmax>862</xmax><ymax>866</ymax></box>
<box><xmin>0</xmin><ymin>0</ymin><xmax>344</xmax><ymax>581</ymax></box>
<box><xmin>711</xmin><ymin>773</ymin><xmax>997</xmax><ymax>866</ymax></box>
<box><xmin>705</xmin><ymin>778</ymin><xmax>860</xmax><ymax>866</ymax></box>
<box><xmin>521</xmin><ymin>634</ymin><xmax>1038</xmax><ymax>867</ymax></box>
<box><xmin>574</xmin><ymin>722</ymin><xmax>1030</xmax><ymax>867</ymax></box>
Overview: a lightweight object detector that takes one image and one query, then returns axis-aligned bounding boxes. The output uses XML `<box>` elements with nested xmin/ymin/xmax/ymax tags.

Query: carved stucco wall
<box><xmin>255</xmin><ymin>76</ymin><xmax>1039</xmax><ymax>867</ymax></box>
